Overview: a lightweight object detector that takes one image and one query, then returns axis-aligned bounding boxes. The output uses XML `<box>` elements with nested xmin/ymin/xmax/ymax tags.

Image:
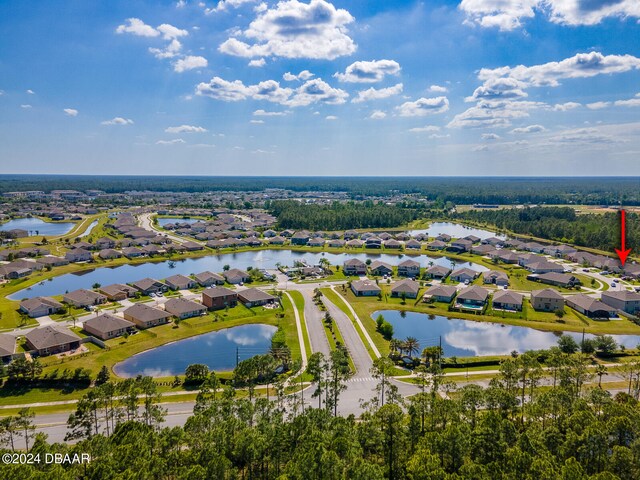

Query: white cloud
<box><xmin>20</xmin><ymin>104</ymin><xmax>32</xmax><ymax>109</ymax></box>
<box><xmin>196</xmin><ymin>76</ymin><xmax>346</xmax><ymax>106</ymax></box>
<box><xmin>447</xmin><ymin>100</ymin><xmax>542</xmax><ymax>129</ymax></box>
<box><xmin>352</xmin><ymin>83</ymin><xmax>403</xmax><ymax>103</ymax></box>
<box><xmin>615</xmin><ymin>94</ymin><xmax>640</xmax><ymax>107</ymax></box>
<box><xmin>482</xmin><ymin>133</ymin><xmax>501</xmax><ymax>140</ymax></box>
<box><xmin>429</xmin><ymin>133</ymin><xmax>450</xmax><ymax>139</ymax></box>
<box><xmin>101</xmin><ymin>117</ymin><xmax>134</xmax><ymax>125</ymax></box>
<box><xmin>334</xmin><ymin>59</ymin><xmax>400</xmax><ymax>83</ymax></box>
<box><xmin>116</xmin><ymin>18</ymin><xmax>160</xmax><ymax>37</ymax></box>
<box><xmin>429</xmin><ymin>85</ymin><xmax>448</xmax><ymax>93</ymax></box>
<box><xmin>176</xmin><ymin>0</ymin><xmax>187</xmax><ymax>8</ymax></box>
<box><xmin>26</xmin><ymin>89</ymin><xmax>35</xmax><ymax>94</ymax></box>
<box><xmin>287</xmin><ymin>78</ymin><xmax>349</xmax><ymax>106</ymax></box>
<box><xmin>63</xmin><ymin>108</ymin><xmax>78</xmax><ymax>117</ymax></box>
<box><xmin>460</xmin><ymin>0</ymin><xmax>640</xmax><ymax>31</ymax></box>
<box><xmin>283</xmin><ymin>70</ymin><xmax>314</xmax><ymax>81</ymax></box>
<box><xmin>553</xmin><ymin>102</ymin><xmax>581</xmax><ymax>111</ymax></box>
<box><xmin>396</xmin><ymin>96</ymin><xmax>449</xmax><ymax>117</ymax></box>
<box><xmin>409</xmin><ymin>125</ymin><xmax>440</xmax><ymax>133</ymax></box>
<box><xmin>165</xmin><ymin>125</ymin><xmax>207</xmax><ymax>133</ymax></box>
<box><xmin>157</xmin><ymin>24</ymin><xmax>188</xmax><ymax>40</ymax></box>
<box><xmin>150</xmin><ymin>39</ymin><xmax>183</xmax><ymax>59</ymax></box>
<box><xmin>219</xmin><ymin>0</ymin><xmax>356</xmax><ymax>60</ymax></box>
<box><xmin>214</xmin><ymin>0</ymin><xmax>258</xmax><ymax>12</ymax></box>
<box><xmin>478</xmin><ymin>52</ymin><xmax>640</xmax><ymax>88</ymax></box>
<box><xmin>510</xmin><ymin>124</ymin><xmax>546</xmax><ymax>134</ymax></box>
<box><xmin>466</xmin><ymin>77</ymin><xmax>528</xmax><ymax>102</ymax></box>
<box><xmin>325</xmin><ymin>115</ymin><xmax>338</xmax><ymax>120</ymax></box>
<box><xmin>473</xmin><ymin>144</ymin><xmax>490</xmax><ymax>152</ymax></box>
<box><xmin>174</xmin><ymin>55</ymin><xmax>208</xmax><ymax>72</ymax></box>
<box><xmin>248</xmin><ymin>58</ymin><xmax>266</xmax><ymax>67</ymax></box>
<box><xmin>586</xmin><ymin>101</ymin><xmax>611</xmax><ymax>110</ymax></box>
<box><xmin>253</xmin><ymin>109</ymin><xmax>290</xmax><ymax>116</ymax></box>
<box><xmin>250</xmin><ymin>119</ymin><xmax>265</xmax><ymax>124</ymax></box>
<box><xmin>196</xmin><ymin>77</ymin><xmax>254</xmax><ymax>101</ymax></box>
<box><xmin>369</xmin><ymin>110</ymin><xmax>386</xmax><ymax>120</ymax></box>
<box><xmin>156</xmin><ymin>138</ymin><xmax>186</xmax><ymax>145</ymax></box>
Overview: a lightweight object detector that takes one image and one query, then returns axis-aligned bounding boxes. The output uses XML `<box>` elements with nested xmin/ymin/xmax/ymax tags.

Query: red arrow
<box><xmin>615</xmin><ymin>209</ymin><xmax>631</xmax><ymax>266</ymax></box>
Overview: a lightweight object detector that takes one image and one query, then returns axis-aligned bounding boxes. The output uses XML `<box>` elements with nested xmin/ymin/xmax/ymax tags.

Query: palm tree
<box><xmin>404</xmin><ymin>337</ymin><xmax>420</xmax><ymax>358</ymax></box>
<box><xmin>595</xmin><ymin>364</ymin><xmax>607</xmax><ymax>388</ymax></box>
<box><xmin>389</xmin><ymin>339</ymin><xmax>402</xmax><ymax>356</ymax></box>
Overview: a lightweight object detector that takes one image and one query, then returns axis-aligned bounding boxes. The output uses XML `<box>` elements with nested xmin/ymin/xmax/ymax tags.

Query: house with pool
<box><xmin>455</xmin><ymin>286</ymin><xmax>489</xmax><ymax>311</ymax></box>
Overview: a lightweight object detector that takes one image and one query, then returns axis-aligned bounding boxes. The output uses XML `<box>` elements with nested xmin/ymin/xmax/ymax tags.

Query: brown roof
<box><xmin>20</xmin><ymin>296</ymin><xmax>63</xmax><ymax>312</ymax></box>
<box><xmin>26</xmin><ymin>325</ymin><xmax>81</xmax><ymax>350</ymax></box>
<box><xmin>0</xmin><ymin>333</ymin><xmax>16</xmax><ymax>357</ymax></box>
<box><xmin>531</xmin><ymin>288</ymin><xmax>564</xmax><ymax>300</ymax></box>
<box><xmin>238</xmin><ymin>288</ymin><xmax>277</xmax><ymax>303</ymax></box>
<box><xmin>83</xmin><ymin>313</ymin><xmax>134</xmax><ymax>334</ymax></box>
<box><xmin>123</xmin><ymin>303</ymin><xmax>172</xmax><ymax>322</ymax></box>
<box><xmin>164</xmin><ymin>297</ymin><xmax>206</xmax><ymax>315</ymax></box>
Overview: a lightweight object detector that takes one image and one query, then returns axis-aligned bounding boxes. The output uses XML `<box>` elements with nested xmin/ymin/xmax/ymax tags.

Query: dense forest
<box><xmin>455</xmin><ymin>207</ymin><xmax>638</xmax><ymax>252</ymax></box>
<box><xmin>268</xmin><ymin>200</ymin><xmax>427</xmax><ymax>230</ymax></box>
<box><xmin>2</xmin><ymin>351</ymin><xmax>640</xmax><ymax>479</ymax></box>
<box><xmin>2</xmin><ymin>175</ymin><xmax>640</xmax><ymax>205</ymax></box>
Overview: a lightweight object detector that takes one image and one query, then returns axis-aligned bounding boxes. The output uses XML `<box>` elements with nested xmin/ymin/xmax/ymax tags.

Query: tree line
<box><xmin>3</xmin><ymin>348</ymin><xmax>640</xmax><ymax>478</ymax></box>
<box><xmin>454</xmin><ymin>207</ymin><xmax>639</xmax><ymax>252</ymax></box>
<box><xmin>267</xmin><ymin>200</ymin><xmax>427</xmax><ymax>230</ymax></box>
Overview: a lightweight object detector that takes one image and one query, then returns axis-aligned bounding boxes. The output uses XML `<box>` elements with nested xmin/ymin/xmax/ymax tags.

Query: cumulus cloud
<box><xmin>20</xmin><ymin>104</ymin><xmax>32</xmax><ymax>109</ymax></box>
<box><xmin>408</xmin><ymin>125</ymin><xmax>440</xmax><ymax>133</ymax></box>
<box><xmin>396</xmin><ymin>97</ymin><xmax>449</xmax><ymax>117</ymax></box>
<box><xmin>482</xmin><ymin>133</ymin><xmax>501</xmax><ymax>140</ymax></box>
<box><xmin>26</xmin><ymin>89</ymin><xmax>35</xmax><ymax>94</ymax></box>
<box><xmin>325</xmin><ymin>115</ymin><xmax>338</xmax><ymax>120</ymax></box>
<box><xmin>283</xmin><ymin>70</ymin><xmax>314</xmax><ymax>81</ymax></box>
<box><xmin>213</xmin><ymin>0</ymin><xmax>258</xmax><ymax>12</ymax></box>
<box><xmin>248</xmin><ymin>58</ymin><xmax>266</xmax><ymax>67</ymax></box>
<box><xmin>156</xmin><ymin>138</ymin><xmax>186</xmax><ymax>145</ymax></box>
<box><xmin>165</xmin><ymin>125</ymin><xmax>207</xmax><ymax>133</ymax></box>
<box><xmin>586</xmin><ymin>101</ymin><xmax>611</xmax><ymax>110</ymax></box>
<box><xmin>460</xmin><ymin>0</ymin><xmax>640</xmax><ymax>31</ymax></box>
<box><xmin>218</xmin><ymin>0</ymin><xmax>356</xmax><ymax>60</ymax></box>
<box><xmin>174</xmin><ymin>55</ymin><xmax>208</xmax><ymax>72</ymax></box>
<box><xmin>253</xmin><ymin>109</ymin><xmax>290</xmax><ymax>116</ymax></box>
<box><xmin>369</xmin><ymin>110</ymin><xmax>386</xmax><ymax>120</ymax></box>
<box><xmin>478</xmin><ymin>52</ymin><xmax>640</xmax><ymax>88</ymax></box>
<box><xmin>63</xmin><ymin>108</ymin><xmax>78</xmax><ymax>116</ymax></box>
<box><xmin>447</xmin><ymin>100</ymin><xmax>542</xmax><ymax>129</ymax></box>
<box><xmin>196</xmin><ymin>76</ymin><xmax>346</xmax><ymax>106</ymax></box>
<box><xmin>430</xmin><ymin>85</ymin><xmax>448</xmax><ymax>94</ymax></box>
<box><xmin>250</xmin><ymin>119</ymin><xmax>265</xmax><ymax>124</ymax></box>
<box><xmin>553</xmin><ymin>102</ymin><xmax>581</xmax><ymax>111</ymax></box>
<box><xmin>334</xmin><ymin>59</ymin><xmax>401</xmax><ymax>83</ymax></box>
<box><xmin>352</xmin><ymin>83</ymin><xmax>403</xmax><ymax>103</ymax></box>
<box><xmin>466</xmin><ymin>77</ymin><xmax>528</xmax><ymax>102</ymax></box>
<box><xmin>614</xmin><ymin>93</ymin><xmax>640</xmax><ymax>107</ymax></box>
<box><xmin>116</xmin><ymin>18</ymin><xmax>160</xmax><ymax>37</ymax></box>
<box><xmin>101</xmin><ymin>117</ymin><xmax>134</xmax><ymax>125</ymax></box>
<box><xmin>510</xmin><ymin>124</ymin><xmax>546</xmax><ymax>134</ymax></box>
<box><xmin>157</xmin><ymin>24</ymin><xmax>188</xmax><ymax>39</ymax></box>
<box><xmin>150</xmin><ymin>39</ymin><xmax>183</xmax><ymax>59</ymax></box>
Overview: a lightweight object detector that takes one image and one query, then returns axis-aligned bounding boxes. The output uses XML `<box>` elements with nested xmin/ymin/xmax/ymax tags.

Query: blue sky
<box><xmin>0</xmin><ymin>0</ymin><xmax>639</xmax><ymax>176</ymax></box>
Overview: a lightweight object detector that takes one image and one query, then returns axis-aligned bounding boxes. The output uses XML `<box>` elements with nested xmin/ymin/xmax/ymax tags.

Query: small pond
<box><xmin>407</xmin><ymin>222</ymin><xmax>505</xmax><ymax>240</ymax></box>
<box><xmin>0</xmin><ymin>218</ymin><xmax>75</xmax><ymax>236</ymax></box>
<box><xmin>113</xmin><ymin>323</ymin><xmax>277</xmax><ymax>377</ymax></box>
<box><xmin>375</xmin><ymin>310</ymin><xmax>640</xmax><ymax>357</ymax></box>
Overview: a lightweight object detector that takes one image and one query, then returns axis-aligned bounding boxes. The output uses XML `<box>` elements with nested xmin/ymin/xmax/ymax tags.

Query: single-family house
<box><xmin>391</xmin><ymin>279</ymin><xmax>420</xmax><ymax>299</ymax></box>
<box><xmin>194</xmin><ymin>271</ymin><xmax>225</xmax><ymax>287</ymax></box>
<box><xmin>449</xmin><ymin>239</ymin><xmax>472</xmax><ymax>252</ymax></box>
<box><xmin>424</xmin><ymin>265</ymin><xmax>451</xmax><ymax>280</ymax></box>
<box><xmin>526</xmin><ymin>272</ymin><xmax>581</xmax><ymax>288</ymax></box>
<box><xmin>530</xmin><ymin>289</ymin><xmax>565</xmax><ymax>312</ymax></box>
<box><xmin>365</xmin><ymin>237</ymin><xmax>382</xmax><ymax>249</ymax></box>
<box><xmin>600</xmin><ymin>290</ymin><xmax>640</xmax><ymax>315</ymax></box>
<box><xmin>83</xmin><ymin>314</ymin><xmax>135</xmax><ymax>340</ymax></box>
<box><xmin>36</xmin><ymin>256</ymin><xmax>69</xmax><ymax>267</ymax></box>
<box><xmin>25</xmin><ymin>325</ymin><xmax>81</xmax><ymax>356</ymax></box>
<box><xmin>291</xmin><ymin>231</ymin><xmax>311</xmax><ymax>245</ymax></box>
<box><xmin>99</xmin><ymin>284</ymin><xmax>137</xmax><ymax>301</ymax></box>
<box><xmin>131</xmin><ymin>278</ymin><xmax>167</xmax><ymax>296</ymax></box>
<box><xmin>123</xmin><ymin>303</ymin><xmax>172</xmax><ymax>329</ymax></box>
<box><xmin>65</xmin><ymin>249</ymin><xmax>93</xmax><ymax>263</ymax></box>
<box><xmin>223</xmin><ymin>269</ymin><xmax>251</xmax><ymax>284</ymax></box>
<box><xmin>492</xmin><ymin>290</ymin><xmax>524</xmax><ymax>311</ymax></box>
<box><xmin>423</xmin><ymin>284</ymin><xmax>457</xmax><ymax>303</ymax></box>
<box><xmin>343</xmin><ymin>258</ymin><xmax>367</xmax><ymax>276</ymax></box>
<box><xmin>0</xmin><ymin>334</ymin><xmax>16</xmax><ymax>362</ymax></box>
<box><xmin>566</xmin><ymin>294</ymin><xmax>617</xmax><ymax>319</ymax></box>
<box><xmin>351</xmin><ymin>279</ymin><xmax>382</xmax><ymax>297</ymax></box>
<box><xmin>455</xmin><ymin>286</ymin><xmax>489</xmax><ymax>310</ymax></box>
<box><xmin>525</xmin><ymin>260</ymin><xmax>566</xmax><ymax>274</ymax></box>
<box><xmin>482</xmin><ymin>270</ymin><xmax>509</xmax><ymax>286</ymax></box>
<box><xmin>164</xmin><ymin>297</ymin><xmax>207</xmax><ymax>319</ymax></box>
<box><xmin>165</xmin><ymin>274</ymin><xmax>197</xmax><ymax>290</ymax></box>
<box><xmin>63</xmin><ymin>289</ymin><xmax>107</xmax><ymax>308</ymax></box>
<box><xmin>202</xmin><ymin>287</ymin><xmax>238</xmax><ymax>310</ymax></box>
<box><xmin>397</xmin><ymin>259</ymin><xmax>420</xmax><ymax>278</ymax></box>
<box><xmin>450</xmin><ymin>267</ymin><xmax>479</xmax><ymax>283</ymax></box>
<box><xmin>99</xmin><ymin>249</ymin><xmax>122</xmax><ymax>260</ymax></box>
<box><xmin>20</xmin><ymin>297</ymin><xmax>63</xmax><ymax>318</ymax></box>
<box><xmin>238</xmin><ymin>288</ymin><xmax>277</xmax><ymax>307</ymax></box>
<box><xmin>427</xmin><ymin>240</ymin><xmax>447</xmax><ymax>251</ymax></box>
<box><xmin>370</xmin><ymin>260</ymin><xmax>394</xmax><ymax>277</ymax></box>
